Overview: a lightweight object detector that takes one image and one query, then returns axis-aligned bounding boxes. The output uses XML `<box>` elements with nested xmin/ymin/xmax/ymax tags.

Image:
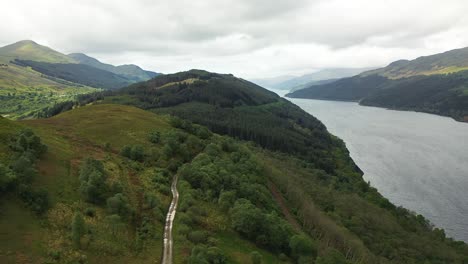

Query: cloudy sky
<box><xmin>2</xmin><ymin>0</ymin><xmax>468</xmax><ymax>78</ymax></box>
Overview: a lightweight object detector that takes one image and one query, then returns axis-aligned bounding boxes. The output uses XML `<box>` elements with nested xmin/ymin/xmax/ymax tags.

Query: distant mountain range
<box><xmin>287</xmin><ymin>47</ymin><xmax>468</xmax><ymax>122</ymax></box>
<box><xmin>0</xmin><ymin>40</ymin><xmax>160</xmax><ymax>118</ymax></box>
<box><xmin>252</xmin><ymin>67</ymin><xmax>375</xmax><ymax>91</ymax></box>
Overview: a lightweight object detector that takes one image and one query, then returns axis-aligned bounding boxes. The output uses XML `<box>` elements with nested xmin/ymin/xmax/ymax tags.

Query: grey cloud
<box><xmin>1</xmin><ymin>0</ymin><xmax>468</xmax><ymax>78</ymax></box>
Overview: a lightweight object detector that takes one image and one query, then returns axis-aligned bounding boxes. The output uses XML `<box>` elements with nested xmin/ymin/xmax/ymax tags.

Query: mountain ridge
<box><xmin>287</xmin><ymin>47</ymin><xmax>468</xmax><ymax>122</ymax></box>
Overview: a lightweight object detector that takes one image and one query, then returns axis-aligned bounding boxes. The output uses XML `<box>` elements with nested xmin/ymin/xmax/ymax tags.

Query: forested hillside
<box><xmin>287</xmin><ymin>70</ymin><xmax>468</xmax><ymax>122</ymax></box>
<box><xmin>1</xmin><ymin>102</ymin><xmax>468</xmax><ymax>263</ymax></box>
<box><xmin>286</xmin><ymin>47</ymin><xmax>468</xmax><ymax>122</ymax></box>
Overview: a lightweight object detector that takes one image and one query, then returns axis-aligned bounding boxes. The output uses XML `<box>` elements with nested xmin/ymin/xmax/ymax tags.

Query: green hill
<box><xmin>2</xmin><ymin>73</ymin><xmax>468</xmax><ymax>263</ymax></box>
<box><xmin>287</xmin><ymin>47</ymin><xmax>468</xmax><ymax>122</ymax></box>
<box><xmin>68</xmin><ymin>53</ymin><xmax>160</xmax><ymax>82</ymax></box>
<box><xmin>100</xmin><ymin>69</ymin><xmax>340</xmax><ymax>172</ymax></box>
<box><xmin>0</xmin><ymin>40</ymin><xmax>161</xmax><ymax>119</ymax></box>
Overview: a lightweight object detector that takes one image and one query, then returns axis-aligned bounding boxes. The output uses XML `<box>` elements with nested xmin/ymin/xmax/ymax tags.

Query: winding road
<box><xmin>162</xmin><ymin>174</ymin><xmax>179</xmax><ymax>264</ymax></box>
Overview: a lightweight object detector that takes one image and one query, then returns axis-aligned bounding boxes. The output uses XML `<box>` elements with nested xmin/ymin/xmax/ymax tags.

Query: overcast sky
<box><xmin>2</xmin><ymin>0</ymin><xmax>468</xmax><ymax>78</ymax></box>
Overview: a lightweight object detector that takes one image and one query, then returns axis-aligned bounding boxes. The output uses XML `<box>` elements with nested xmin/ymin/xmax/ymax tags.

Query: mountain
<box><xmin>0</xmin><ymin>40</ymin><xmax>97</xmax><ymax>119</ymax></box>
<box><xmin>3</xmin><ymin>70</ymin><xmax>468</xmax><ymax>263</ymax></box>
<box><xmin>361</xmin><ymin>47</ymin><xmax>468</xmax><ymax>79</ymax></box>
<box><xmin>0</xmin><ymin>40</ymin><xmax>76</xmax><ymax>63</ymax></box>
<box><xmin>253</xmin><ymin>68</ymin><xmax>375</xmax><ymax>91</ymax></box>
<box><xmin>287</xmin><ymin>47</ymin><xmax>468</xmax><ymax>122</ymax></box>
<box><xmin>0</xmin><ymin>40</ymin><xmax>160</xmax><ymax>119</ymax></box>
<box><xmin>68</xmin><ymin>53</ymin><xmax>160</xmax><ymax>82</ymax></box>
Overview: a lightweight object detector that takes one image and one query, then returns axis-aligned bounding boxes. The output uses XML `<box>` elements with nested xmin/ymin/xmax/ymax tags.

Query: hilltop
<box><xmin>287</xmin><ymin>47</ymin><xmax>468</xmax><ymax>122</ymax></box>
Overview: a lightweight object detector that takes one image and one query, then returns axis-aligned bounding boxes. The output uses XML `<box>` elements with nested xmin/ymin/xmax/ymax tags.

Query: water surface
<box><xmin>288</xmin><ymin>97</ymin><xmax>468</xmax><ymax>242</ymax></box>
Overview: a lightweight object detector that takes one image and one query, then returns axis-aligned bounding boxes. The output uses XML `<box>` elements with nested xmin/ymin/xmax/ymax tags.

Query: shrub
<box><xmin>84</xmin><ymin>207</ymin><xmax>96</xmax><ymax>217</ymax></box>
<box><xmin>18</xmin><ymin>184</ymin><xmax>50</xmax><ymax>214</ymax></box>
<box><xmin>148</xmin><ymin>131</ymin><xmax>161</xmax><ymax>144</ymax></box>
<box><xmin>106</xmin><ymin>193</ymin><xmax>131</xmax><ymax>219</ymax></box>
<box><xmin>79</xmin><ymin>158</ymin><xmax>107</xmax><ymax>204</ymax></box>
<box><xmin>0</xmin><ymin>163</ymin><xmax>16</xmax><ymax>193</ymax></box>
<box><xmin>72</xmin><ymin>212</ymin><xmax>86</xmax><ymax>249</ymax></box>
<box><xmin>250</xmin><ymin>251</ymin><xmax>262</xmax><ymax>264</ymax></box>
<box><xmin>187</xmin><ymin>230</ymin><xmax>208</xmax><ymax>244</ymax></box>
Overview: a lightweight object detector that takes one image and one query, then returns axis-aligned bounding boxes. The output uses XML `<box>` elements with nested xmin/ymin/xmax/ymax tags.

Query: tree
<box><xmin>148</xmin><ymin>131</ymin><xmax>161</xmax><ymax>144</ymax></box>
<box><xmin>121</xmin><ymin>145</ymin><xmax>132</xmax><ymax>158</ymax></box>
<box><xmin>106</xmin><ymin>214</ymin><xmax>123</xmax><ymax>237</ymax></box>
<box><xmin>72</xmin><ymin>213</ymin><xmax>86</xmax><ymax>249</ymax></box>
<box><xmin>229</xmin><ymin>199</ymin><xmax>264</xmax><ymax>240</ymax></box>
<box><xmin>79</xmin><ymin>158</ymin><xmax>107</xmax><ymax>203</ymax></box>
<box><xmin>218</xmin><ymin>190</ymin><xmax>236</xmax><ymax>211</ymax></box>
<box><xmin>289</xmin><ymin>234</ymin><xmax>317</xmax><ymax>259</ymax></box>
<box><xmin>107</xmin><ymin>193</ymin><xmax>131</xmax><ymax>219</ymax></box>
<box><xmin>0</xmin><ymin>163</ymin><xmax>16</xmax><ymax>193</ymax></box>
<box><xmin>130</xmin><ymin>145</ymin><xmax>145</xmax><ymax>161</ymax></box>
<box><xmin>250</xmin><ymin>251</ymin><xmax>262</xmax><ymax>264</ymax></box>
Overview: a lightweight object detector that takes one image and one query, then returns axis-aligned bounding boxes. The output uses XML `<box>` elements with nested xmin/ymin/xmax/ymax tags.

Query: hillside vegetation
<box><xmin>2</xmin><ymin>81</ymin><xmax>468</xmax><ymax>263</ymax></box>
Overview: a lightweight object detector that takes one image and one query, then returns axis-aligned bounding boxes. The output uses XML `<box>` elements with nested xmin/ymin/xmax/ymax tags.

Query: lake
<box><xmin>287</xmin><ymin>97</ymin><xmax>468</xmax><ymax>242</ymax></box>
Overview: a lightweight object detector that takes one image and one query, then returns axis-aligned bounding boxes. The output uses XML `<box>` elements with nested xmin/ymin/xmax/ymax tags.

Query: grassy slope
<box><xmin>0</xmin><ymin>104</ymin><xmax>287</xmax><ymax>263</ymax></box>
<box><xmin>0</xmin><ymin>41</ymin><xmax>98</xmax><ymax>119</ymax></box>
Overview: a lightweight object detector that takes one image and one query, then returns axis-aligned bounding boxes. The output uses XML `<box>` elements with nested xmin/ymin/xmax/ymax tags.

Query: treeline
<box><xmin>0</xmin><ymin>129</ymin><xmax>49</xmax><ymax>214</ymax></box>
<box><xmin>34</xmin><ymin>92</ymin><xmax>105</xmax><ymax>118</ymax></box>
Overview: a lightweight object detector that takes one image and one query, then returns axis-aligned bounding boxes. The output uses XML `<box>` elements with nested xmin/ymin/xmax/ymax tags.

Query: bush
<box><xmin>0</xmin><ymin>163</ymin><xmax>16</xmax><ymax>193</ymax></box>
<box><xmin>121</xmin><ymin>145</ymin><xmax>145</xmax><ymax>161</ymax></box>
<box><xmin>188</xmin><ymin>245</ymin><xmax>226</xmax><ymax>264</ymax></box>
<box><xmin>79</xmin><ymin>158</ymin><xmax>108</xmax><ymax>204</ymax></box>
<box><xmin>187</xmin><ymin>230</ymin><xmax>208</xmax><ymax>244</ymax></box>
<box><xmin>148</xmin><ymin>131</ymin><xmax>161</xmax><ymax>144</ymax></box>
<box><xmin>10</xmin><ymin>129</ymin><xmax>47</xmax><ymax>158</ymax></box>
<box><xmin>250</xmin><ymin>251</ymin><xmax>262</xmax><ymax>264</ymax></box>
<box><xmin>84</xmin><ymin>207</ymin><xmax>96</xmax><ymax>217</ymax></box>
<box><xmin>107</xmin><ymin>193</ymin><xmax>131</xmax><ymax>219</ymax></box>
<box><xmin>289</xmin><ymin>234</ymin><xmax>317</xmax><ymax>260</ymax></box>
<box><xmin>18</xmin><ymin>184</ymin><xmax>50</xmax><ymax>214</ymax></box>
<box><xmin>72</xmin><ymin>212</ymin><xmax>86</xmax><ymax>249</ymax></box>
